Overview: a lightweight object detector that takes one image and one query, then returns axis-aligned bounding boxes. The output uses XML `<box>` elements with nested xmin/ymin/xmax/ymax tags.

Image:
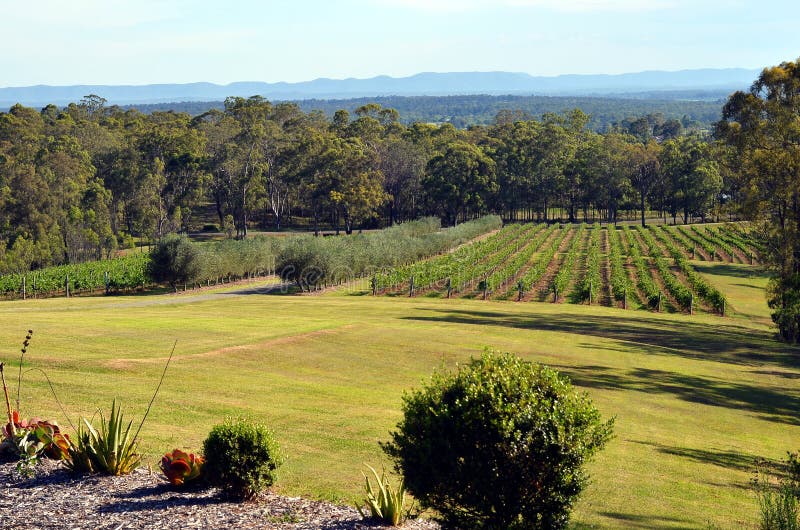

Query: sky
<box><xmin>1</xmin><ymin>0</ymin><xmax>799</xmax><ymax>87</ymax></box>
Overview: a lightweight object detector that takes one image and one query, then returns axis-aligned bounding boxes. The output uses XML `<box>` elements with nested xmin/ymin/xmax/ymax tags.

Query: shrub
<box><xmin>203</xmin><ymin>418</ymin><xmax>283</xmax><ymax>501</ymax></box>
<box><xmin>148</xmin><ymin>234</ymin><xmax>202</xmax><ymax>291</ymax></box>
<box><xmin>383</xmin><ymin>351</ymin><xmax>614</xmax><ymax>530</ymax></box>
<box><xmin>754</xmin><ymin>456</ymin><xmax>800</xmax><ymax>530</ymax></box>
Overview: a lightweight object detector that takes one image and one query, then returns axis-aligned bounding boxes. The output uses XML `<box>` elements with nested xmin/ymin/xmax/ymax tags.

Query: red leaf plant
<box><xmin>161</xmin><ymin>449</ymin><xmax>204</xmax><ymax>486</ymax></box>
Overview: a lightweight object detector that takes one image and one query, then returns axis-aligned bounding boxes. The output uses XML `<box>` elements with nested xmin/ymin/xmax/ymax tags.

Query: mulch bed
<box><xmin>0</xmin><ymin>460</ymin><xmax>438</xmax><ymax>530</ymax></box>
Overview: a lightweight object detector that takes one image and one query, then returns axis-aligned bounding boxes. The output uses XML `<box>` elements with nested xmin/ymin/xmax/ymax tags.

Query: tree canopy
<box><xmin>0</xmin><ymin>95</ymin><xmax>735</xmax><ymax>275</ymax></box>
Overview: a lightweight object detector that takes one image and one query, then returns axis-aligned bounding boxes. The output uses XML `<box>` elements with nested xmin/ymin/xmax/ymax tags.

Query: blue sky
<box><xmin>2</xmin><ymin>0</ymin><xmax>799</xmax><ymax>86</ymax></box>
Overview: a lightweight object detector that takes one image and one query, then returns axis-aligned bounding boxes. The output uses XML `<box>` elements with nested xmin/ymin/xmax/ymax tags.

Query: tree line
<box><xmin>0</xmin><ymin>95</ymin><xmax>732</xmax><ymax>275</ymax></box>
<box><xmin>125</xmin><ymin>93</ymin><xmax>720</xmax><ymax>131</ymax></box>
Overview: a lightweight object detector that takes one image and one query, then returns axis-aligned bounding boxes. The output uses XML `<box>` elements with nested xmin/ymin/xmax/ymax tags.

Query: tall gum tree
<box><xmin>716</xmin><ymin>58</ymin><xmax>800</xmax><ymax>342</ymax></box>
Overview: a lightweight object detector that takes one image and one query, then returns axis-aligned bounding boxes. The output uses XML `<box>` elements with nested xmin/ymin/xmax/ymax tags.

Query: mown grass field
<box><xmin>0</xmin><ymin>258</ymin><xmax>797</xmax><ymax>529</ymax></box>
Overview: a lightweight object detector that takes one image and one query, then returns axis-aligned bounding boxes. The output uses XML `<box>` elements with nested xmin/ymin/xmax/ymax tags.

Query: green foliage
<box><xmin>623</xmin><ymin>226</ymin><xmax>661</xmax><ymax>308</ymax></box>
<box><xmin>203</xmin><ymin>418</ymin><xmax>283</xmax><ymax>501</ymax></box>
<box><xmin>636</xmin><ymin>227</ymin><xmax>693</xmax><ymax>310</ymax></box>
<box><xmin>653</xmin><ymin>226</ymin><xmax>728</xmax><ymax>313</ymax></box>
<box><xmin>66</xmin><ymin>400</ymin><xmax>142</xmax><ymax>476</ymax></box>
<box><xmin>148</xmin><ymin>234</ymin><xmax>202</xmax><ymax>291</ymax></box>
<box><xmin>553</xmin><ymin>224</ymin><xmax>585</xmax><ymax>297</ymax></box>
<box><xmin>64</xmin><ymin>422</ymin><xmax>94</xmax><ymax>474</ymax></box>
<box><xmin>377</xmin><ymin>220</ymin><xmax>515</xmax><ymax>293</ymax></box>
<box><xmin>1</xmin><ymin>415</ymin><xmax>70</xmax><ymax>474</ymax></box>
<box><xmin>161</xmin><ymin>448</ymin><xmax>205</xmax><ymax>486</ymax></box>
<box><xmin>484</xmin><ymin>223</ymin><xmax>551</xmax><ymax>293</ymax></box>
<box><xmin>607</xmin><ymin>227</ymin><xmax>633</xmax><ymax>303</ymax></box>
<box><xmin>757</xmin><ymin>484</ymin><xmax>799</xmax><ymax>530</ymax></box>
<box><xmin>423</xmin><ymin>142</ymin><xmax>498</xmax><ymax>226</ymax></box>
<box><xmin>768</xmin><ymin>274</ymin><xmax>800</xmax><ymax>343</ymax></box>
<box><xmin>676</xmin><ymin>225</ymin><xmax>716</xmax><ymax>258</ymax></box>
<box><xmin>383</xmin><ymin>350</ymin><xmax>614</xmax><ymax>530</ymax></box>
<box><xmin>356</xmin><ymin>464</ymin><xmax>409</xmax><ymax>526</ymax></box>
<box><xmin>753</xmin><ymin>454</ymin><xmax>800</xmax><ymax>530</ymax></box>
<box><xmin>519</xmin><ymin>226</ymin><xmax>568</xmax><ymax>291</ymax></box>
<box><xmin>132</xmin><ymin>94</ymin><xmax>723</xmax><ymax>132</ymax></box>
<box><xmin>279</xmin><ymin>215</ymin><xmax>502</xmax><ymax>291</ymax></box>
<box><xmin>576</xmin><ymin>223</ymin><xmax>601</xmax><ymax>303</ymax></box>
<box><xmin>0</xmin><ymin>253</ymin><xmax>149</xmax><ymax>297</ymax></box>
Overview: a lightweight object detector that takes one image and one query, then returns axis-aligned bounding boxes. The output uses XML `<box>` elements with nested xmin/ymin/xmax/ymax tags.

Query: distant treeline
<box><xmin>122</xmin><ymin>94</ymin><xmax>723</xmax><ymax>131</ymax></box>
<box><xmin>0</xmin><ymin>93</ymin><xmax>735</xmax><ymax>276</ymax></box>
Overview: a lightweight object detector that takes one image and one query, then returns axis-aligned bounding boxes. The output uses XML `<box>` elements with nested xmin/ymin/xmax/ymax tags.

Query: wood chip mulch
<box><xmin>0</xmin><ymin>460</ymin><xmax>439</xmax><ymax>530</ymax></box>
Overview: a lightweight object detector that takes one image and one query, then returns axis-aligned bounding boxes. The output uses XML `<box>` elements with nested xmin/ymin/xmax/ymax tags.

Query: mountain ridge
<box><xmin>0</xmin><ymin>68</ymin><xmax>760</xmax><ymax>107</ymax></box>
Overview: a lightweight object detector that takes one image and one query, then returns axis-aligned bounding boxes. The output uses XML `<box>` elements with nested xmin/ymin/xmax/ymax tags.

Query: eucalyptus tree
<box><xmin>583</xmin><ymin>133</ymin><xmax>634</xmax><ymax>224</ymax></box>
<box><xmin>715</xmin><ymin>58</ymin><xmax>800</xmax><ymax>342</ymax></box>
<box><xmin>531</xmin><ymin>115</ymin><xmax>578</xmax><ymax>222</ymax></box>
<box><xmin>489</xmin><ymin>120</ymin><xmax>540</xmax><ymax>221</ymax></box>
<box><xmin>628</xmin><ymin>140</ymin><xmax>663</xmax><ymax>227</ymax></box>
<box><xmin>136</xmin><ymin>111</ymin><xmax>207</xmax><ymax>238</ymax></box>
<box><xmin>659</xmin><ymin>136</ymin><xmax>721</xmax><ymax>225</ymax></box>
<box><xmin>293</xmin><ymin>128</ymin><xmax>387</xmax><ymax>235</ymax></box>
<box><xmin>423</xmin><ymin>141</ymin><xmax>497</xmax><ymax>226</ymax></box>
<box><xmin>378</xmin><ymin>136</ymin><xmax>426</xmax><ymax>224</ymax></box>
<box><xmin>313</xmin><ymin>135</ymin><xmax>387</xmax><ymax>234</ymax></box>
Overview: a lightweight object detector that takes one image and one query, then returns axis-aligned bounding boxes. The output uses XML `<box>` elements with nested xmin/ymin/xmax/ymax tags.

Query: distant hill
<box><xmin>0</xmin><ymin>68</ymin><xmax>759</xmax><ymax>108</ymax></box>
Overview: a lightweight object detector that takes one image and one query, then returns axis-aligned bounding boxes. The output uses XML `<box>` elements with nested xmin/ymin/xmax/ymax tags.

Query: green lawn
<box><xmin>0</xmin><ymin>265</ymin><xmax>797</xmax><ymax>529</ymax></box>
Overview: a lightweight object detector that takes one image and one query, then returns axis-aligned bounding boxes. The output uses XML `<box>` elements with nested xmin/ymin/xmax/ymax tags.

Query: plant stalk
<box><xmin>0</xmin><ymin>363</ymin><xmax>15</xmax><ymax>436</ymax></box>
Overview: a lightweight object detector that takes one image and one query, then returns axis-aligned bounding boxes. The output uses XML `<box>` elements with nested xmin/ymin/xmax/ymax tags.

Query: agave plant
<box><xmin>161</xmin><ymin>449</ymin><xmax>204</xmax><ymax>486</ymax></box>
<box><xmin>64</xmin><ymin>421</ymin><xmax>94</xmax><ymax>473</ymax></box>
<box><xmin>356</xmin><ymin>464</ymin><xmax>409</xmax><ymax>526</ymax></box>
<box><xmin>68</xmin><ymin>400</ymin><xmax>141</xmax><ymax>476</ymax></box>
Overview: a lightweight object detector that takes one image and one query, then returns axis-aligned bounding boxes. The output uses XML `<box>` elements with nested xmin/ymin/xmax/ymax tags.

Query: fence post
<box><xmin>446</xmin><ymin>278</ymin><xmax>452</xmax><ymax>299</ymax></box>
<box><xmin>32</xmin><ymin>275</ymin><xmax>36</xmax><ymax>299</ymax></box>
<box><xmin>483</xmin><ymin>282</ymin><xmax>488</xmax><ymax>300</ymax></box>
<box><xmin>623</xmin><ymin>287</ymin><xmax>627</xmax><ymax>309</ymax></box>
<box><xmin>588</xmin><ymin>280</ymin><xmax>592</xmax><ymax>305</ymax></box>
<box><xmin>722</xmin><ymin>299</ymin><xmax>726</xmax><ymax>317</ymax></box>
<box><xmin>553</xmin><ymin>284</ymin><xmax>558</xmax><ymax>303</ymax></box>
<box><xmin>65</xmin><ymin>275</ymin><xmax>70</xmax><ymax>298</ymax></box>
<box><xmin>657</xmin><ymin>292</ymin><xmax>662</xmax><ymax>312</ymax></box>
<box><xmin>371</xmin><ymin>275</ymin><xmax>377</xmax><ymax>296</ymax></box>
<box><xmin>517</xmin><ymin>280</ymin><xmax>524</xmax><ymax>301</ymax></box>
<box><xmin>22</xmin><ymin>276</ymin><xmax>26</xmax><ymax>300</ymax></box>
<box><xmin>689</xmin><ymin>293</ymin><xmax>694</xmax><ymax>315</ymax></box>
<box><xmin>104</xmin><ymin>271</ymin><xmax>110</xmax><ymax>295</ymax></box>
<box><xmin>409</xmin><ymin>276</ymin><xmax>414</xmax><ymax>298</ymax></box>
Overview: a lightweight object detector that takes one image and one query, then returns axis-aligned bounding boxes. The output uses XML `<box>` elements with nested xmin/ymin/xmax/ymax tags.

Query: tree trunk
<box><xmin>640</xmin><ymin>192</ymin><xmax>647</xmax><ymax>227</ymax></box>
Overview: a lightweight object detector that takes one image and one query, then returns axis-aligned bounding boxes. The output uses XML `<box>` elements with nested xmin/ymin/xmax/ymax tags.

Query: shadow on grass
<box><xmin>731</xmin><ymin>283</ymin><xmax>765</xmax><ymax>291</ymax></box>
<box><xmin>549</xmin><ymin>363</ymin><xmax>800</xmax><ymax>426</ymax></box>
<box><xmin>751</xmin><ymin>369</ymin><xmax>800</xmax><ymax>379</ymax></box>
<box><xmin>399</xmin><ymin>307</ymin><xmax>800</xmax><ymax>424</ymax></box>
<box><xmin>214</xmin><ymin>283</ymin><xmax>294</xmax><ymax>296</ymax></box>
<box><xmin>693</xmin><ymin>263</ymin><xmax>767</xmax><ymax>280</ymax></box>
<box><xmin>596</xmin><ymin>512</ymin><xmax>693</xmax><ymax>529</ymax></box>
<box><xmin>401</xmin><ymin>307</ymin><xmax>800</xmax><ymax>369</ymax></box>
<box><xmin>630</xmin><ymin>440</ymin><xmax>778</xmax><ymax>474</ymax></box>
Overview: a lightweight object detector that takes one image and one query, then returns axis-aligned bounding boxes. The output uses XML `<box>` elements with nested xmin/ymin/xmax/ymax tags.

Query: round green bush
<box><xmin>382</xmin><ymin>351</ymin><xmax>614</xmax><ymax>530</ymax></box>
<box><xmin>147</xmin><ymin>234</ymin><xmax>201</xmax><ymax>291</ymax></box>
<box><xmin>202</xmin><ymin>418</ymin><xmax>283</xmax><ymax>501</ymax></box>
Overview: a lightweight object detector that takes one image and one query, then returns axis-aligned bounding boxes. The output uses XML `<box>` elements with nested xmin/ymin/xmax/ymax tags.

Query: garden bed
<box><xmin>0</xmin><ymin>460</ymin><xmax>437</xmax><ymax>530</ymax></box>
